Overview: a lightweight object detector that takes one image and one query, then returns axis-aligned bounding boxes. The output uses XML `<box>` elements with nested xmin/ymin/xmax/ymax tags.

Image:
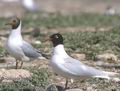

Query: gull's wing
<box><xmin>63</xmin><ymin>57</ymin><xmax>115</xmax><ymax>78</ymax></box>
<box><xmin>21</xmin><ymin>41</ymin><xmax>42</xmax><ymax>58</ymax></box>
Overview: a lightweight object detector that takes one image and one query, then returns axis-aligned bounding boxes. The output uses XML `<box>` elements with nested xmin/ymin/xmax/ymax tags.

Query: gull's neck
<box><xmin>52</xmin><ymin>44</ymin><xmax>69</xmax><ymax>58</ymax></box>
<box><xmin>9</xmin><ymin>21</ymin><xmax>22</xmax><ymax>40</ymax></box>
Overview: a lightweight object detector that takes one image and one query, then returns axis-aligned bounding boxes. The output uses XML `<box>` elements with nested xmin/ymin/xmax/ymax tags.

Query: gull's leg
<box><xmin>19</xmin><ymin>61</ymin><xmax>23</xmax><ymax>69</ymax></box>
<box><xmin>65</xmin><ymin>79</ymin><xmax>69</xmax><ymax>89</ymax></box>
<box><xmin>15</xmin><ymin>60</ymin><xmax>19</xmax><ymax>69</ymax></box>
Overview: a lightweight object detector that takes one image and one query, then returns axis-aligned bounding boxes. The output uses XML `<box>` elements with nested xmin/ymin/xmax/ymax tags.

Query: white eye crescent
<box><xmin>55</xmin><ymin>35</ymin><xmax>58</xmax><ymax>38</ymax></box>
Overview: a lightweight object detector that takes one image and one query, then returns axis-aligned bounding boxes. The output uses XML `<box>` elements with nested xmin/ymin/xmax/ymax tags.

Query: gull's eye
<box><xmin>13</xmin><ymin>20</ymin><xmax>16</xmax><ymax>23</ymax></box>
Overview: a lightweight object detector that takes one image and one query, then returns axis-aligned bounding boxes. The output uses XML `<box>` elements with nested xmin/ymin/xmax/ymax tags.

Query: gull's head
<box><xmin>50</xmin><ymin>33</ymin><xmax>63</xmax><ymax>47</ymax></box>
<box><xmin>6</xmin><ymin>16</ymin><xmax>20</xmax><ymax>29</ymax></box>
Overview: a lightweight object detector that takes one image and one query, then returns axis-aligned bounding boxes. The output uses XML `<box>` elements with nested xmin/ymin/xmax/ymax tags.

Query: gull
<box><xmin>105</xmin><ymin>6</ymin><xmax>116</xmax><ymax>16</ymax></box>
<box><xmin>5</xmin><ymin>16</ymin><xmax>46</xmax><ymax>69</ymax></box>
<box><xmin>49</xmin><ymin>33</ymin><xmax>119</xmax><ymax>89</ymax></box>
<box><xmin>21</xmin><ymin>0</ymin><xmax>38</xmax><ymax>12</ymax></box>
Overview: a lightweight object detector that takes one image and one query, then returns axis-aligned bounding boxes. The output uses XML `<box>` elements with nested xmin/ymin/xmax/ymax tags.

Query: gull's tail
<box><xmin>93</xmin><ymin>71</ymin><xmax>119</xmax><ymax>80</ymax></box>
<box><xmin>41</xmin><ymin>53</ymin><xmax>49</xmax><ymax>59</ymax></box>
<box><xmin>37</xmin><ymin>50</ymin><xmax>49</xmax><ymax>60</ymax></box>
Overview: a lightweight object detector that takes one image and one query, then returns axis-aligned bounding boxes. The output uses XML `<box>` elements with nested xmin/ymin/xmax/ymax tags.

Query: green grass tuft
<box><xmin>63</xmin><ymin>26</ymin><xmax>120</xmax><ymax>60</ymax></box>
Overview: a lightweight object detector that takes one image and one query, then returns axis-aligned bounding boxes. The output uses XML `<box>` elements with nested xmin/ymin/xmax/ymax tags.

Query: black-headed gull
<box><xmin>5</xmin><ymin>16</ymin><xmax>46</xmax><ymax>69</ymax></box>
<box><xmin>49</xmin><ymin>33</ymin><xmax>118</xmax><ymax>89</ymax></box>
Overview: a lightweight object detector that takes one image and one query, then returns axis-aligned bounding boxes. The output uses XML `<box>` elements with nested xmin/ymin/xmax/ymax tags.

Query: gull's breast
<box><xmin>6</xmin><ymin>38</ymin><xmax>24</xmax><ymax>60</ymax></box>
<box><xmin>51</xmin><ymin>55</ymin><xmax>79</xmax><ymax>79</ymax></box>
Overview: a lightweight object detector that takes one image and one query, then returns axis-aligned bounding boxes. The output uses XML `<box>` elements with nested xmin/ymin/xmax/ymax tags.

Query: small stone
<box><xmin>96</xmin><ymin>53</ymin><xmax>118</xmax><ymax>63</ymax></box>
<box><xmin>0</xmin><ymin>69</ymin><xmax>31</xmax><ymax>81</ymax></box>
<box><xmin>112</xmin><ymin>78</ymin><xmax>120</xmax><ymax>82</ymax></box>
<box><xmin>31</xmin><ymin>28</ymin><xmax>40</xmax><ymax>37</ymax></box>
<box><xmin>86</xmin><ymin>87</ymin><xmax>94</xmax><ymax>91</ymax></box>
<box><xmin>46</xmin><ymin>84</ymin><xmax>58</xmax><ymax>91</ymax></box>
<box><xmin>70</xmin><ymin>79</ymin><xmax>74</xmax><ymax>83</ymax></box>
<box><xmin>71</xmin><ymin>53</ymin><xmax>86</xmax><ymax>61</ymax></box>
<box><xmin>0</xmin><ymin>58</ymin><xmax>6</xmax><ymax>63</ymax></box>
<box><xmin>34</xmin><ymin>40</ymin><xmax>41</xmax><ymax>45</ymax></box>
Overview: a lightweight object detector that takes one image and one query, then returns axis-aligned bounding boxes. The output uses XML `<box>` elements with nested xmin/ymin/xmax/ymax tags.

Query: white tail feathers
<box><xmin>93</xmin><ymin>71</ymin><xmax>119</xmax><ymax>80</ymax></box>
<box><xmin>103</xmin><ymin>71</ymin><xmax>118</xmax><ymax>77</ymax></box>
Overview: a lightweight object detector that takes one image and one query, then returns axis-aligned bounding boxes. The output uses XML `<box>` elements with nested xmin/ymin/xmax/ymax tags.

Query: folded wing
<box><xmin>21</xmin><ymin>41</ymin><xmax>42</xmax><ymax>58</ymax></box>
<box><xmin>63</xmin><ymin>57</ymin><xmax>118</xmax><ymax>79</ymax></box>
